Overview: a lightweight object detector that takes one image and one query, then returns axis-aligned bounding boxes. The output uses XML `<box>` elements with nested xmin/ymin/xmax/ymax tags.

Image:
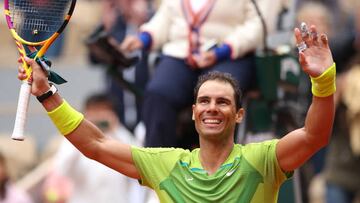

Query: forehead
<box><xmin>197</xmin><ymin>80</ymin><xmax>234</xmax><ymax>98</ymax></box>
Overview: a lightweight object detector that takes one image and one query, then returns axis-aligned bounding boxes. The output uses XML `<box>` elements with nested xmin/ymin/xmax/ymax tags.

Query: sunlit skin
<box><xmin>192</xmin><ymin>80</ymin><xmax>244</xmax><ymax>174</ymax></box>
<box><xmin>192</xmin><ymin>80</ymin><xmax>243</xmax><ymax>141</ymax></box>
<box><xmin>84</xmin><ymin>104</ymin><xmax>120</xmax><ymax>134</ymax></box>
<box><xmin>17</xmin><ymin>23</ymin><xmax>335</xmax><ymax>182</ymax></box>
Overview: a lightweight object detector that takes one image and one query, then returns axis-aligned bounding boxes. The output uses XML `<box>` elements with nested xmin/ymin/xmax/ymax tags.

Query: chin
<box><xmin>199</xmin><ymin>129</ymin><xmax>224</xmax><ymax>139</ymax></box>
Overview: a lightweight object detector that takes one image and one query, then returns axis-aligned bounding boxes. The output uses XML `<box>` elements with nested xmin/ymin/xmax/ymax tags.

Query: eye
<box><xmin>200</xmin><ymin>100</ymin><xmax>209</xmax><ymax>104</ymax></box>
<box><xmin>197</xmin><ymin>98</ymin><xmax>209</xmax><ymax>104</ymax></box>
<box><xmin>217</xmin><ymin>99</ymin><xmax>230</xmax><ymax>106</ymax></box>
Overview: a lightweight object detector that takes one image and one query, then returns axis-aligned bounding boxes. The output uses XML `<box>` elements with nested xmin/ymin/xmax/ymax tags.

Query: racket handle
<box><xmin>12</xmin><ymin>82</ymin><xmax>31</xmax><ymax>141</ymax></box>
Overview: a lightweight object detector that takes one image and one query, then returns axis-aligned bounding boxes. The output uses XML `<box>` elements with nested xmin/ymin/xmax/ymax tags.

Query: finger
<box><xmin>191</xmin><ymin>54</ymin><xmax>205</xmax><ymax>68</ymax></box>
<box><xmin>18</xmin><ymin>73</ymin><xmax>25</xmax><ymax>80</ymax></box>
<box><xmin>17</xmin><ymin>66</ymin><xmax>27</xmax><ymax>79</ymax></box>
<box><xmin>24</xmin><ymin>57</ymin><xmax>40</xmax><ymax>71</ymax></box>
<box><xmin>28</xmin><ymin>46</ymin><xmax>37</xmax><ymax>52</ymax></box>
<box><xmin>309</xmin><ymin>25</ymin><xmax>319</xmax><ymax>46</ymax></box>
<box><xmin>18</xmin><ymin>56</ymin><xmax>30</xmax><ymax>64</ymax></box>
<box><xmin>298</xmin><ymin>52</ymin><xmax>308</xmax><ymax>71</ymax></box>
<box><xmin>197</xmin><ymin>57</ymin><xmax>212</xmax><ymax>68</ymax></box>
<box><xmin>18</xmin><ymin>64</ymin><xmax>26</xmax><ymax>71</ymax></box>
<box><xmin>18</xmin><ymin>65</ymin><xmax>26</xmax><ymax>74</ymax></box>
<box><xmin>320</xmin><ymin>33</ymin><xmax>330</xmax><ymax>49</ymax></box>
<box><xmin>294</xmin><ymin>28</ymin><xmax>302</xmax><ymax>44</ymax></box>
<box><xmin>299</xmin><ymin>52</ymin><xmax>305</xmax><ymax>64</ymax></box>
<box><xmin>301</xmin><ymin>22</ymin><xmax>312</xmax><ymax>47</ymax></box>
<box><xmin>295</xmin><ymin>27</ymin><xmax>308</xmax><ymax>52</ymax></box>
<box><xmin>204</xmin><ymin>52</ymin><xmax>216</xmax><ymax>65</ymax></box>
<box><xmin>119</xmin><ymin>36</ymin><xmax>138</xmax><ymax>52</ymax></box>
<box><xmin>198</xmin><ymin>57</ymin><xmax>210</xmax><ymax>68</ymax></box>
<box><xmin>128</xmin><ymin>38</ymin><xmax>143</xmax><ymax>52</ymax></box>
<box><xmin>17</xmin><ymin>71</ymin><xmax>27</xmax><ymax>80</ymax></box>
<box><xmin>296</xmin><ymin>41</ymin><xmax>307</xmax><ymax>53</ymax></box>
<box><xmin>119</xmin><ymin>39</ymin><xmax>130</xmax><ymax>52</ymax></box>
<box><xmin>24</xmin><ymin>57</ymin><xmax>35</xmax><ymax>65</ymax></box>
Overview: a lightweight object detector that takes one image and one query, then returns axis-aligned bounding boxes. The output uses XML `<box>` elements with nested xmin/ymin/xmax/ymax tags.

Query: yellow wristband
<box><xmin>310</xmin><ymin>63</ymin><xmax>336</xmax><ymax>97</ymax></box>
<box><xmin>47</xmin><ymin>100</ymin><xmax>84</xmax><ymax>136</ymax></box>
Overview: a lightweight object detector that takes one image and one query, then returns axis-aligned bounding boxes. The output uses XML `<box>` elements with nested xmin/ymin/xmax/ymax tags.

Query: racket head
<box><xmin>4</xmin><ymin>0</ymin><xmax>76</xmax><ymax>78</ymax></box>
<box><xmin>4</xmin><ymin>0</ymin><xmax>76</xmax><ymax>47</ymax></box>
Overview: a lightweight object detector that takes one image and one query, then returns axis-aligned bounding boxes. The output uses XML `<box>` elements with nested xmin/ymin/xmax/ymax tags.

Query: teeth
<box><xmin>204</xmin><ymin>119</ymin><xmax>221</xmax><ymax>124</ymax></box>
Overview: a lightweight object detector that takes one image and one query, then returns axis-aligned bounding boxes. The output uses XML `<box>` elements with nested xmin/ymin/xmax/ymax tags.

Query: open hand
<box><xmin>294</xmin><ymin>23</ymin><xmax>334</xmax><ymax>77</ymax></box>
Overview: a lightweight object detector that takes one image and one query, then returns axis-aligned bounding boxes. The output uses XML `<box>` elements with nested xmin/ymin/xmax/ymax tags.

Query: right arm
<box><xmin>19</xmin><ymin>58</ymin><xmax>141</xmax><ymax>179</ymax></box>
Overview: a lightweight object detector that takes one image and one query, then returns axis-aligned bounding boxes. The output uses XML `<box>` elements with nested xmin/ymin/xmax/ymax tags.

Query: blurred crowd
<box><xmin>0</xmin><ymin>0</ymin><xmax>359</xmax><ymax>202</ymax></box>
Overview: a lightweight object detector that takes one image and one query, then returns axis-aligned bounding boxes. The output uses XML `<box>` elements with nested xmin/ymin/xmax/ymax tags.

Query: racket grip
<box><xmin>11</xmin><ymin>82</ymin><xmax>31</xmax><ymax>141</ymax></box>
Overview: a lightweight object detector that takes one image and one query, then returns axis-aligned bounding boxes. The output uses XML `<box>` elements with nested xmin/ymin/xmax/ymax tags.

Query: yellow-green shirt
<box><xmin>131</xmin><ymin>139</ymin><xmax>291</xmax><ymax>203</ymax></box>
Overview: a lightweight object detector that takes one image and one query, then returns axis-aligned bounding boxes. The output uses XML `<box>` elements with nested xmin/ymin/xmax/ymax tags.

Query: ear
<box><xmin>192</xmin><ymin>104</ymin><xmax>195</xmax><ymax>120</ymax></box>
<box><xmin>235</xmin><ymin>108</ymin><xmax>244</xmax><ymax>123</ymax></box>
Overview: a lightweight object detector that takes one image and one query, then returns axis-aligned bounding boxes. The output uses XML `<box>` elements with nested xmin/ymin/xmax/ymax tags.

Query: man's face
<box><xmin>192</xmin><ymin>80</ymin><xmax>244</xmax><ymax>140</ymax></box>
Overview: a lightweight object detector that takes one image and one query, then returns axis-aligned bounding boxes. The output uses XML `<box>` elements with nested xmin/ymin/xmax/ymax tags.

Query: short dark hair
<box><xmin>194</xmin><ymin>71</ymin><xmax>243</xmax><ymax>110</ymax></box>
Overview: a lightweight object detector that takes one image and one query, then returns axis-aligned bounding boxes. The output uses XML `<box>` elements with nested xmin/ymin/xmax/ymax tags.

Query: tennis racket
<box><xmin>4</xmin><ymin>0</ymin><xmax>76</xmax><ymax>140</ymax></box>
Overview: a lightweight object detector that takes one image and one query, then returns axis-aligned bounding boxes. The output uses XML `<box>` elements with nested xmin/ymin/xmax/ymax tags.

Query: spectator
<box><xmin>119</xmin><ymin>0</ymin><xmax>264</xmax><ymax>148</ymax></box>
<box><xmin>0</xmin><ymin>151</ymin><xmax>34</xmax><ymax>203</ymax></box>
<box><xmin>87</xmin><ymin>0</ymin><xmax>150</xmax><ymax>130</ymax></box>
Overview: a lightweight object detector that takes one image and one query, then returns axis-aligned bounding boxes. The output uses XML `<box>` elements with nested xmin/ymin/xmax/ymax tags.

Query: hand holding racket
<box><xmin>4</xmin><ymin>0</ymin><xmax>76</xmax><ymax>140</ymax></box>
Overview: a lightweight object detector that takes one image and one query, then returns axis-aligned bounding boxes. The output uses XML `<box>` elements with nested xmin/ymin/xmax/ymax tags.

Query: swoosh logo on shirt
<box><xmin>226</xmin><ymin>169</ymin><xmax>236</xmax><ymax>176</ymax></box>
<box><xmin>185</xmin><ymin>175</ymin><xmax>193</xmax><ymax>181</ymax></box>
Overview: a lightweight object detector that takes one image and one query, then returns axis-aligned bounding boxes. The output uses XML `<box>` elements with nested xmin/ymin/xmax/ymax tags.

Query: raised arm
<box><xmin>276</xmin><ymin>24</ymin><xmax>335</xmax><ymax>172</ymax></box>
<box><xmin>18</xmin><ymin>58</ymin><xmax>141</xmax><ymax>179</ymax></box>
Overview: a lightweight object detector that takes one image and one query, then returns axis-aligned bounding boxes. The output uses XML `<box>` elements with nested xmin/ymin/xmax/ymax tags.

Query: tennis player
<box><xmin>18</xmin><ymin>24</ymin><xmax>335</xmax><ymax>202</ymax></box>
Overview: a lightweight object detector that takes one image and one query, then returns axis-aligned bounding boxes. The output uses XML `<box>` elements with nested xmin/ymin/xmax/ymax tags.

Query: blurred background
<box><xmin>0</xmin><ymin>0</ymin><xmax>359</xmax><ymax>202</ymax></box>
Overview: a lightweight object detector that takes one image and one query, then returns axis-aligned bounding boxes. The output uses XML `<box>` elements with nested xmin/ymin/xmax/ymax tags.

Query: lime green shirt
<box><xmin>131</xmin><ymin>139</ymin><xmax>291</xmax><ymax>203</ymax></box>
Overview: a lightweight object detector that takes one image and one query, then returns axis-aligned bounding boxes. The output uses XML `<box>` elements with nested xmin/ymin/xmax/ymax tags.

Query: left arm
<box><xmin>276</xmin><ymin>24</ymin><xmax>335</xmax><ymax>172</ymax></box>
<box><xmin>277</xmin><ymin>96</ymin><xmax>334</xmax><ymax>172</ymax></box>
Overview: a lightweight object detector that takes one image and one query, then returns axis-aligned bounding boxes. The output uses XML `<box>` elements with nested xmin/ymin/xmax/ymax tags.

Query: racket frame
<box><xmin>4</xmin><ymin>0</ymin><xmax>76</xmax><ymax>140</ymax></box>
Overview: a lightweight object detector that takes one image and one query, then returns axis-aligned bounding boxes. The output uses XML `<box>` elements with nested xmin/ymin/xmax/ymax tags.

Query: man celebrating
<box><xmin>18</xmin><ymin>23</ymin><xmax>335</xmax><ymax>202</ymax></box>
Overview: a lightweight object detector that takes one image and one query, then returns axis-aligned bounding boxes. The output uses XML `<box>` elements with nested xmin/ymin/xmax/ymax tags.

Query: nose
<box><xmin>206</xmin><ymin>100</ymin><xmax>218</xmax><ymax>112</ymax></box>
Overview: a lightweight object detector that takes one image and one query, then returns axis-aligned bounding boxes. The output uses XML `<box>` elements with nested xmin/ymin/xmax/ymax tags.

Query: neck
<box><xmin>198</xmin><ymin>137</ymin><xmax>234</xmax><ymax>175</ymax></box>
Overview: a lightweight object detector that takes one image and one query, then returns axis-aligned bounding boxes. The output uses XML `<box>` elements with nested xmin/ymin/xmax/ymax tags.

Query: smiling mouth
<box><xmin>203</xmin><ymin>119</ymin><xmax>222</xmax><ymax>124</ymax></box>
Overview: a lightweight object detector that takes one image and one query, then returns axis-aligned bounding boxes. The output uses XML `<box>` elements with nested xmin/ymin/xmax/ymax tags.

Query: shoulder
<box><xmin>236</xmin><ymin>139</ymin><xmax>279</xmax><ymax>160</ymax></box>
<box><xmin>131</xmin><ymin>146</ymin><xmax>191</xmax><ymax>161</ymax></box>
<box><xmin>240</xmin><ymin>139</ymin><xmax>279</xmax><ymax>150</ymax></box>
<box><xmin>131</xmin><ymin>146</ymin><xmax>189</xmax><ymax>154</ymax></box>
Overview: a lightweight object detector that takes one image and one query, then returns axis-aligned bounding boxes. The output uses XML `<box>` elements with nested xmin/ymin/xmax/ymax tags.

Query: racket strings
<box><xmin>9</xmin><ymin>0</ymin><xmax>72</xmax><ymax>39</ymax></box>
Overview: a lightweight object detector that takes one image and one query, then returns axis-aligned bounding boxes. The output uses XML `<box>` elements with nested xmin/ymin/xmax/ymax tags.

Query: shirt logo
<box><xmin>185</xmin><ymin>175</ymin><xmax>193</xmax><ymax>181</ymax></box>
<box><xmin>226</xmin><ymin>169</ymin><xmax>236</xmax><ymax>177</ymax></box>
